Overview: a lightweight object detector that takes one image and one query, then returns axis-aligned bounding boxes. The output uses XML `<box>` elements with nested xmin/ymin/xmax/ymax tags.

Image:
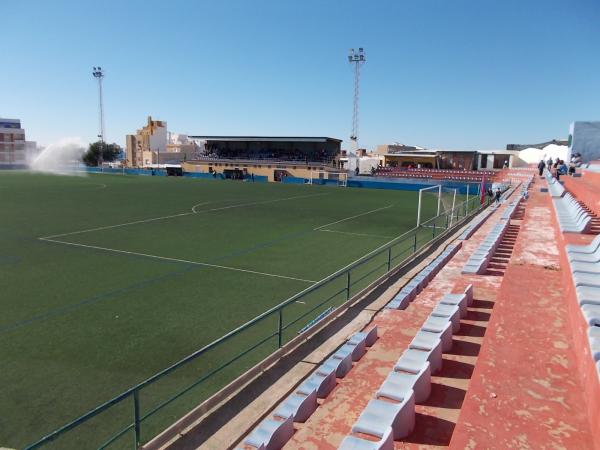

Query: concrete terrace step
<box><xmin>449</xmin><ymin>177</ymin><xmax>596</xmax><ymax>449</ymax></box>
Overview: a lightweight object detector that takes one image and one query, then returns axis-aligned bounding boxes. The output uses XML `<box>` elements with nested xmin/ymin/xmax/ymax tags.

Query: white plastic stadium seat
<box><xmin>273</xmin><ymin>389</ymin><xmax>317</xmax><ymax>423</ymax></box>
<box><xmin>244</xmin><ymin>415</ymin><xmax>294</xmax><ymax>450</ymax></box>
<box><xmin>408</xmin><ymin>332</ymin><xmax>443</xmax><ymax>373</ymax></box>
<box><xmin>296</xmin><ymin>366</ymin><xmax>336</xmax><ymax>399</ymax></box>
<box><xmin>338</xmin><ymin>426</ymin><xmax>394</xmax><ymax>450</ymax></box>
<box><xmin>421</xmin><ymin>315</ymin><xmax>453</xmax><ymax>351</ymax></box>
<box><xmin>352</xmin><ymin>393</ymin><xmax>416</xmax><ymax>440</ymax></box>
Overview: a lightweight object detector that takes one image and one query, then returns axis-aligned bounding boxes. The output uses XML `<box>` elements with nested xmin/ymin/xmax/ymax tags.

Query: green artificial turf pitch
<box><xmin>0</xmin><ymin>171</ymin><xmax>447</xmax><ymax>449</ymax></box>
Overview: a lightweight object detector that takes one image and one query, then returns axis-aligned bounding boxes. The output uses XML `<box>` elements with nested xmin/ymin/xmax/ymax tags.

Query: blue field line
<box><xmin>0</xmin><ymin>266</ymin><xmax>197</xmax><ymax>335</ymax></box>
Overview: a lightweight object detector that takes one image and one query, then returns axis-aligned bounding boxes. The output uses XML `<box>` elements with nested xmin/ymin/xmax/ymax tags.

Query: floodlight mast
<box><xmin>92</xmin><ymin>66</ymin><xmax>105</xmax><ymax>167</ymax></box>
<box><xmin>348</xmin><ymin>48</ymin><xmax>366</xmax><ymax>152</ymax></box>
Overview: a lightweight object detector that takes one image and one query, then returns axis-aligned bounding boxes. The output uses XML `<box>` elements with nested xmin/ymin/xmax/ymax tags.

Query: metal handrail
<box><xmin>24</xmin><ymin>195</ymin><xmax>487</xmax><ymax>450</ymax></box>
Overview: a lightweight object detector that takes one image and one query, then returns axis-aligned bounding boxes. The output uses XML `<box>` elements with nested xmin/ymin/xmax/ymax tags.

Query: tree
<box><xmin>82</xmin><ymin>141</ymin><xmax>122</xmax><ymax>167</ymax></box>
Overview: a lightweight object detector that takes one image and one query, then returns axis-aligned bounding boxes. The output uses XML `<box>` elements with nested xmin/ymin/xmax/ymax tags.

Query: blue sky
<box><xmin>1</xmin><ymin>0</ymin><xmax>599</xmax><ymax>150</ymax></box>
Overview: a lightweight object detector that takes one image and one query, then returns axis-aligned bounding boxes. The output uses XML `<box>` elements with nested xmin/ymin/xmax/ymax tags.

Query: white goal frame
<box><xmin>308</xmin><ymin>170</ymin><xmax>348</xmax><ymax>187</ymax></box>
<box><xmin>417</xmin><ymin>185</ymin><xmax>457</xmax><ymax>227</ymax></box>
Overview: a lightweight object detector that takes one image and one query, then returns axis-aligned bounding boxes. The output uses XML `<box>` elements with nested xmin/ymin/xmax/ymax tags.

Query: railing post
<box><xmin>445</xmin><ymin>213</ymin><xmax>449</xmax><ymax>229</ymax></box>
<box><xmin>133</xmin><ymin>390</ymin><xmax>141</xmax><ymax>449</ymax></box>
<box><xmin>346</xmin><ymin>271</ymin><xmax>351</xmax><ymax>300</ymax></box>
<box><xmin>432</xmin><ymin>220</ymin><xmax>436</xmax><ymax>238</ymax></box>
<box><xmin>413</xmin><ymin>233</ymin><xmax>417</xmax><ymax>253</ymax></box>
<box><xmin>277</xmin><ymin>309</ymin><xmax>283</xmax><ymax>348</ymax></box>
<box><xmin>387</xmin><ymin>247</ymin><xmax>392</xmax><ymax>271</ymax></box>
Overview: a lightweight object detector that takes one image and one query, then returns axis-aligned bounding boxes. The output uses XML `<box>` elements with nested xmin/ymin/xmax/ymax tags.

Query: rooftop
<box><xmin>188</xmin><ymin>136</ymin><xmax>342</xmax><ymax>143</ymax></box>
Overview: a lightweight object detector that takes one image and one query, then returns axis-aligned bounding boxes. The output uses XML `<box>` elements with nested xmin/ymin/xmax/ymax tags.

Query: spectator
<box><xmin>569</xmin><ymin>153</ymin><xmax>582</xmax><ymax>175</ymax></box>
<box><xmin>557</xmin><ymin>160</ymin><xmax>568</xmax><ymax>181</ymax></box>
<box><xmin>538</xmin><ymin>159</ymin><xmax>546</xmax><ymax>176</ymax></box>
<box><xmin>503</xmin><ymin>160</ymin><xmax>508</xmax><ymax>169</ymax></box>
<box><xmin>546</xmin><ymin>157</ymin><xmax>553</xmax><ymax>170</ymax></box>
<box><xmin>494</xmin><ymin>188</ymin><xmax>502</xmax><ymax>205</ymax></box>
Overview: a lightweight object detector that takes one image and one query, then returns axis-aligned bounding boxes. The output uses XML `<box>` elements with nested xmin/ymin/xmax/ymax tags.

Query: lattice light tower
<box><xmin>348</xmin><ymin>48</ymin><xmax>366</xmax><ymax>151</ymax></box>
<box><xmin>92</xmin><ymin>66</ymin><xmax>105</xmax><ymax>166</ymax></box>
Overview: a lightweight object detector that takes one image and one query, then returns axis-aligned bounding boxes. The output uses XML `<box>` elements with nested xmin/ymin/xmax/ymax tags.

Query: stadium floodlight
<box><xmin>92</xmin><ymin>66</ymin><xmax>105</xmax><ymax>167</ymax></box>
<box><xmin>348</xmin><ymin>47</ymin><xmax>366</xmax><ymax>151</ymax></box>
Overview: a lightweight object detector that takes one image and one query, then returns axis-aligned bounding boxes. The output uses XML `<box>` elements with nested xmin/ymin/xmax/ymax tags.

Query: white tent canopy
<box><xmin>517</xmin><ymin>143</ymin><xmax>569</xmax><ymax>164</ymax></box>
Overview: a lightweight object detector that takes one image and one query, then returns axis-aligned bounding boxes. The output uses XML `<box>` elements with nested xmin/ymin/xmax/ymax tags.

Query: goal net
<box><xmin>308</xmin><ymin>171</ymin><xmax>348</xmax><ymax>187</ymax></box>
<box><xmin>417</xmin><ymin>185</ymin><xmax>457</xmax><ymax>226</ymax></box>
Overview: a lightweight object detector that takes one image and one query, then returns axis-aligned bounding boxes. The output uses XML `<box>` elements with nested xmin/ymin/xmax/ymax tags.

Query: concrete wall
<box><xmin>182</xmin><ymin>160</ymin><xmax>335</xmax><ymax>182</ymax></box>
<box><xmin>570</xmin><ymin>121</ymin><xmax>600</xmax><ymax>163</ymax></box>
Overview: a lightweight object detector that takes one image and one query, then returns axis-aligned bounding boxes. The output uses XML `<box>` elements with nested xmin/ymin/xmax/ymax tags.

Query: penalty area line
<box><xmin>39</xmin><ymin>238</ymin><xmax>317</xmax><ymax>284</ymax></box>
<box><xmin>314</xmin><ymin>204</ymin><xmax>393</xmax><ymax>231</ymax></box>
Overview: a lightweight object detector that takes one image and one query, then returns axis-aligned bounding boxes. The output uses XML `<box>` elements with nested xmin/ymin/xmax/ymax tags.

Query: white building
<box><xmin>569</xmin><ymin>121</ymin><xmax>600</xmax><ymax>163</ymax></box>
<box><xmin>0</xmin><ymin>118</ymin><xmax>37</xmax><ymax>167</ymax></box>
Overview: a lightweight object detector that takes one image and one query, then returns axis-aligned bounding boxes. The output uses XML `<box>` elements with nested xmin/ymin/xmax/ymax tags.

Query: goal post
<box><xmin>417</xmin><ymin>185</ymin><xmax>457</xmax><ymax>227</ymax></box>
<box><xmin>308</xmin><ymin>170</ymin><xmax>348</xmax><ymax>187</ymax></box>
<box><xmin>417</xmin><ymin>185</ymin><xmax>441</xmax><ymax>226</ymax></box>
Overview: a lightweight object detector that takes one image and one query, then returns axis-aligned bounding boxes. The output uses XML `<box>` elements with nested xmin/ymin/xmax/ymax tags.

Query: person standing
<box><xmin>494</xmin><ymin>188</ymin><xmax>502</xmax><ymax>205</ymax></box>
<box><xmin>538</xmin><ymin>159</ymin><xmax>546</xmax><ymax>176</ymax></box>
<box><xmin>557</xmin><ymin>160</ymin><xmax>568</xmax><ymax>181</ymax></box>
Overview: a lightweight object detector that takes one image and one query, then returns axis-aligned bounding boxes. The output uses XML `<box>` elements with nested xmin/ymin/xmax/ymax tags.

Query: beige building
<box><xmin>125</xmin><ymin>116</ymin><xmax>167</xmax><ymax>167</ymax></box>
<box><xmin>0</xmin><ymin>118</ymin><xmax>36</xmax><ymax>167</ymax></box>
<box><xmin>126</xmin><ymin>117</ymin><xmax>201</xmax><ymax>167</ymax></box>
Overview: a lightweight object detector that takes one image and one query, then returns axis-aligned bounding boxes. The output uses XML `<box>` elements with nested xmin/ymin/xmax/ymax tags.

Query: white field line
<box><xmin>313</xmin><ymin>205</ymin><xmax>393</xmax><ymax>231</ymax></box>
<box><xmin>41</xmin><ymin>212</ymin><xmax>196</xmax><ymax>239</ymax></box>
<box><xmin>41</xmin><ymin>192</ymin><xmax>329</xmax><ymax>240</ymax></box>
<box><xmin>39</xmin><ymin>238</ymin><xmax>317</xmax><ymax>283</ymax></box>
<box><xmin>191</xmin><ymin>201</ymin><xmax>211</xmax><ymax>213</ymax></box>
<box><xmin>197</xmin><ymin>192</ymin><xmax>329</xmax><ymax>214</ymax></box>
<box><xmin>319</xmin><ymin>229</ymin><xmax>395</xmax><ymax>239</ymax></box>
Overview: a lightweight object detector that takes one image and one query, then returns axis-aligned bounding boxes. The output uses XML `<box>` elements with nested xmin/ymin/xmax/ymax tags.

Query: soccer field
<box><xmin>1</xmin><ymin>171</ymin><xmax>460</xmax><ymax>449</ymax></box>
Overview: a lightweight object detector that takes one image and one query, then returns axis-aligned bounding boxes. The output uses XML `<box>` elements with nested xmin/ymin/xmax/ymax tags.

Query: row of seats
<box><xmin>565</xmin><ymin>235</ymin><xmax>600</xmax><ymax>380</ymax></box>
<box><xmin>384</xmin><ymin>242</ymin><xmax>462</xmax><ymax>310</ymax></box>
<box><xmin>501</xmin><ymin>197</ymin><xmax>522</xmax><ymax>221</ymax></box>
<box><xmin>545</xmin><ymin>170</ymin><xmax>593</xmax><ymax>233</ymax></box>
<box><xmin>458</xmin><ymin>208</ymin><xmax>495</xmax><ymax>240</ymax></box>
<box><xmin>376</xmin><ymin>167</ymin><xmax>495</xmax><ymax>176</ymax></box>
<box><xmin>462</xmin><ymin>219</ymin><xmax>510</xmax><ymax>274</ymax></box>
<box><xmin>545</xmin><ymin>170</ymin><xmax>566</xmax><ymax>198</ymax></box>
<box><xmin>240</xmin><ymin>327</ymin><xmax>379</xmax><ymax>450</ymax></box>
<box><xmin>375</xmin><ymin>172</ymin><xmax>487</xmax><ymax>182</ymax></box>
<box><xmin>339</xmin><ymin>285</ymin><xmax>473</xmax><ymax>449</ymax></box>
<box><xmin>553</xmin><ymin>192</ymin><xmax>592</xmax><ymax>233</ymax></box>
<box><xmin>504</xmin><ymin>180</ymin><xmax>531</xmax><ymax>219</ymax></box>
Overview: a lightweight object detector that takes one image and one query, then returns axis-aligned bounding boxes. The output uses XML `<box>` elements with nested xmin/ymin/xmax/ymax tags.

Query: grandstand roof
<box><xmin>188</xmin><ymin>136</ymin><xmax>342</xmax><ymax>143</ymax></box>
<box><xmin>382</xmin><ymin>152</ymin><xmax>436</xmax><ymax>158</ymax></box>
